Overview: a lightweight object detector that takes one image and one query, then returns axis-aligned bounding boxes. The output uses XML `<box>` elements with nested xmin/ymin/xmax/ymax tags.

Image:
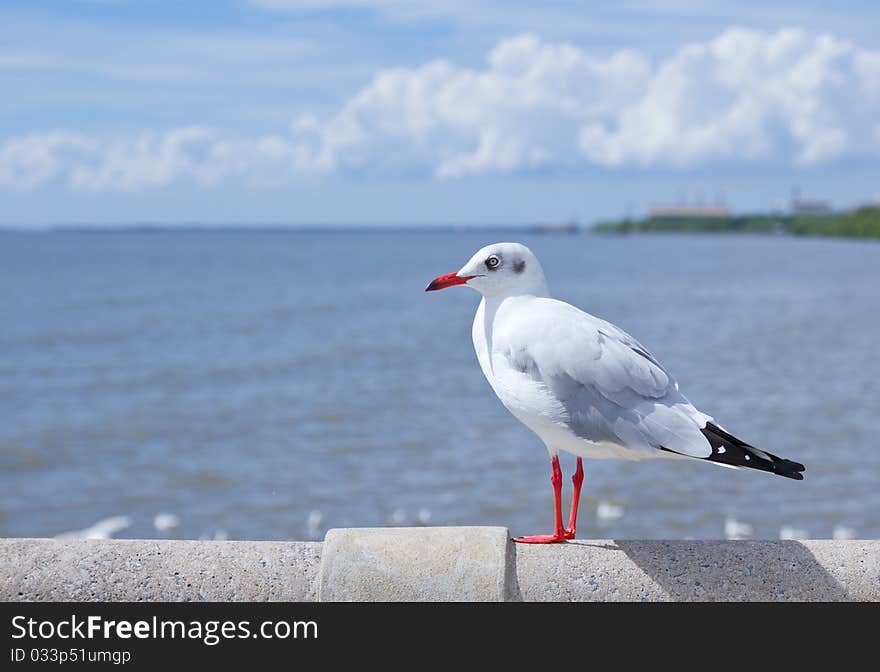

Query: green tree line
<box><xmin>594</xmin><ymin>206</ymin><xmax>880</xmax><ymax>239</ymax></box>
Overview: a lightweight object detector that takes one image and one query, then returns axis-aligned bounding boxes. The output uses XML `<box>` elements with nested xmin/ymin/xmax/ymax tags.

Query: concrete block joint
<box><xmin>1</xmin><ymin>528</ymin><xmax>877</xmax><ymax>602</ymax></box>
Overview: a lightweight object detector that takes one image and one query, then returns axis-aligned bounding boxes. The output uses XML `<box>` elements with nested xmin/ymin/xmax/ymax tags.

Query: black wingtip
<box><xmin>773</xmin><ymin>458</ymin><xmax>806</xmax><ymax>480</ymax></box>
<box><xmin>701</xmin><ymin>422</ymin><xmax>806</xmax><ymax>480</ymax></box>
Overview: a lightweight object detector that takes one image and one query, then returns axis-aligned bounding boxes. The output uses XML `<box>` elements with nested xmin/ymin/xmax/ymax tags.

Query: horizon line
<box><xmin>0</xmin><ymin>221</ymin><xmax>589</xmax><ymax>232</ymax></box>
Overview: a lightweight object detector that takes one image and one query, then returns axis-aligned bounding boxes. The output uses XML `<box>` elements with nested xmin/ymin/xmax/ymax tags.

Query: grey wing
<box><xmin>508</xmin><ymin>306</ymin><xmax>713</xmax><ymax>458</ymax></box>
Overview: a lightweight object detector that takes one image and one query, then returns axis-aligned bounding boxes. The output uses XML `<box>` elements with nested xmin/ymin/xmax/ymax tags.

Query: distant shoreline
<box><xmin>2</xmin><ymin>208</ymin><xmax>879</xmax><ymax>239</ymax></box>
<box><xmin>0</xmin><ymin>224</ymin><xmax>541</xmax><ymax>235</ymax></box>
<box><xmin>594</xmin><ymin>206</ymin><xmax>880</xmax><ymax>240</ymax></box>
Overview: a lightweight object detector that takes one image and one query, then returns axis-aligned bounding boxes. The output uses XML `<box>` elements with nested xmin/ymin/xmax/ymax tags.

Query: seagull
<box><xmin>426</xmin><ymin>242</ymin><xmax>804</xmax><ymax>544</ymax></box>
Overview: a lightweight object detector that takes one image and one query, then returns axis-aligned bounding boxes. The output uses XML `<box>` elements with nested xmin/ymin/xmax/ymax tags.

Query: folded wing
<box><xmin>499</xmin><ymin>298</ymin><xmax>713</xmax><ymax>459</ymax></box>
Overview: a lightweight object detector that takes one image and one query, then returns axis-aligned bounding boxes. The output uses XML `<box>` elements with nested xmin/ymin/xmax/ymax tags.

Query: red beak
<box><xmin>425</xmin><ymin>272</ymin><xmax>475</xmax><ymax>292</ymax></box>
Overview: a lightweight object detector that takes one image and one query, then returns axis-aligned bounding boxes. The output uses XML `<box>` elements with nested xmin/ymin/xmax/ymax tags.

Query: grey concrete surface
<box><xmin>320</xmin><ymin>526</ymin><xmax>509</xmax><ymax>601</ymax></box>
<box><xmin>0</xmin><ymin>538</ymin><xmax>322</xmax><ymax>602</ymax></box>
<box><xmin>510</xmin><ymin>539</ymin><xmax>880</xmax><ymax>601</ymax></box>
<box><xmin>1</xmin><ymin>531</ymin><xmax>878</xmax><ymax>602</ymax></box>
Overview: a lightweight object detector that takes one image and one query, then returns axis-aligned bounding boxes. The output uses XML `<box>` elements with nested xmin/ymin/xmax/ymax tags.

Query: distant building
<box><xmin>790</xmin><ymin>187</ymin><xmax>833</xmax><ymax>215</ymax></box>
<box><xmin>530</xmin><ymin>220</ymin><xmax>580</xmax><ymax>234</ymax></box>
<box><xmin>649</xmin><ymin>205</ymin><xmax>730</xmax><ymax>219</ymax></box>
<box><xmin>791</xmin><ymin>199</ymin><xmax>833</xmax><ymax>215</ymax></box>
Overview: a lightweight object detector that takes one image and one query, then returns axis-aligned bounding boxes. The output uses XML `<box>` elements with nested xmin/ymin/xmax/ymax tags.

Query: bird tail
<box><xmin>700</xmin><ymin>422</ymin><xmax>805</xmax><ymax>480</ymax></box>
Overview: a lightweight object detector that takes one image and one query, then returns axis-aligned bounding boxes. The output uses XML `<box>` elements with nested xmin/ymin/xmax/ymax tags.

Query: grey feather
<box><xmin>497</xmin><ymin>298</ymin><xmax>713</xmax><ymax>458</ymax></box>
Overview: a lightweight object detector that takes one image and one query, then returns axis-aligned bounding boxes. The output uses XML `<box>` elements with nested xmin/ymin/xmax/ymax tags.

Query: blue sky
<box><xmin>1</xmin><ymin>0</ymin><xmax>879</xmax><ymax>225</ymax></box>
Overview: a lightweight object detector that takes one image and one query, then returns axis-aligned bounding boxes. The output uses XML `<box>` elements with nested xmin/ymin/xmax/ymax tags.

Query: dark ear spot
<box><xmin>513</xmin><ymin>259</ymin><xmax>526</xmax><ymax>274</ymax></box>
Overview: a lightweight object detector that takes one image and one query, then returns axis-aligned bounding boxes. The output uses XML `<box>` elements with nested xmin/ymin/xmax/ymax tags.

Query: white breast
<box><xmin>471</xmin><ymin>296</ymin><xmax>649</xmax><ymax>460</ymax></box>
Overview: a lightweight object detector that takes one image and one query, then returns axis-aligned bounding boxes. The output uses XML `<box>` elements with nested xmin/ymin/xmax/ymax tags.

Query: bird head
<box><xmin>425</xmin><ymin>242</ymin><xmax>548</xmax><ymax>298</ymax></box>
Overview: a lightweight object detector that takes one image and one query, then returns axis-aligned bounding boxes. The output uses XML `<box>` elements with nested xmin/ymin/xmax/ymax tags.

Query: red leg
<box><xmin>564</xmin><ymin>458</ymin><xmax>584</xmax><ymax>540</ymax></box>
<box><xmin>514</xmin><ymin>456</ymin><xmax>567</xmax><ymax>544</ymax></box>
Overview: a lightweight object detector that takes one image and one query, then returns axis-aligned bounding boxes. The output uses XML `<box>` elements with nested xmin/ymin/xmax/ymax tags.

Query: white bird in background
<box><xmin>426</xmin><ymin>242</ymin><xmax>805</xmax><ymax>543</ymax></box>
<box><xmin>55</xmin><ymin>515</ymin><xmax>133</xmax><ymax>540</ymax></box>
<box><xmin>153</xmin><ymin>513</ymin><xmax>180</xmax><ymax>534</ymax></box>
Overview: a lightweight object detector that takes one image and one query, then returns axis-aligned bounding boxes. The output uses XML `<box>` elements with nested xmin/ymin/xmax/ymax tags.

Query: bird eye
<box><xmin>485</xmin><ymin>255</ymin><xmax>500</xmax><ymax>269</ymax></box>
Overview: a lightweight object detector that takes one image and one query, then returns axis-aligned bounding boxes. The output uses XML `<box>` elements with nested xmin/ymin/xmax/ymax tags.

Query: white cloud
<box><xmin>286</xmin><ymin>33</ymin><xmax>654</xmax><ymax>178</ymax></box>
<box><xmin>579</xmin><ymin>28</ymin><xmax>880</xmax><ymax>167</ymax></box>
<box><xmin>0</xmin><ymin>127</ymin><xmax>311</xmax><ymax>191</ymax></box>
<box><xmin>296</xmin><ymin>27</ymin><xmax>880</xmax><ymax>175</ymax></box>
<box><xmin>0</xmin><ymin>132</ymin><xmax>95</xmax><ymax>189</ymax></box>
<box><xmin>1</xmin><ymin>26</ymin><xmax>878</xmax><ymax>191</ymax></box>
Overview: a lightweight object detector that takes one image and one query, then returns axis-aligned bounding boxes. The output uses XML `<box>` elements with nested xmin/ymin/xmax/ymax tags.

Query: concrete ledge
<box><xmin>1</xmin><ymin>531</ymin><xmax>878</xmax><ymax>602</ymax></box>
<box><xmin>320</xmin><ymin>526</ymin><xmax>508</xmax><ymax>601</ymax></box>
<box><xmin>0</xmin><ymin>538</ymin><xmax>322</xmax><ymax>602</ymax></box>
<box><xmin>511</xmin><ymin>539</ymin><xmax>880</xmax><ymax>601</ymax></box>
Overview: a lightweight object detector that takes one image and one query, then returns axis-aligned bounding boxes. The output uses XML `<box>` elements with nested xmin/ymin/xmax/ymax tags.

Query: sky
<box><xmin>1</xmin><ymin>0</ymin><xmax>879</xmax><ymax>226</ymax></box>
